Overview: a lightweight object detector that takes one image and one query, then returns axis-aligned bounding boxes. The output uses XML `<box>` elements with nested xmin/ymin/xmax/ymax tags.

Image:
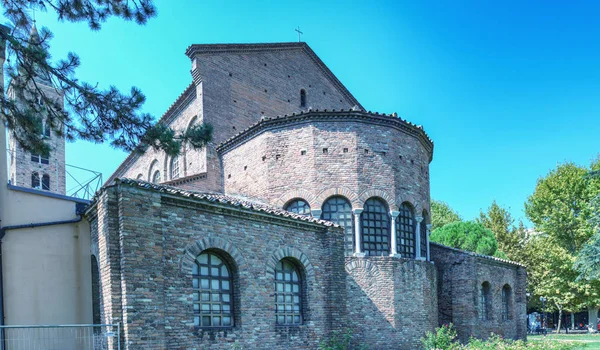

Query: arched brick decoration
<box><xmin>275</xmin><ymin>189</ymin><xmax>317</xmax><ymax>209</ymax></box>
<box><xmin>345</xmin><ymin>259</ymin><xmax>382</xmax><ymax>279</ymax></box>
<box><xmin>180</xmin><ymin>236</ymin><xmax>246</xmax><ymax>274</ymax></box>
<box><xmin>314</xmin><ymin>187</ymin><xmax>360</xmax><ymax>209</ymax></box>
<box><xmin>147</xmin><ymin>159</ymin><xmax>160</xmax><ymax>182</ymax></box>
<box><xmin>265</xmin><ymin>247</ymin><xmax>315</xmax><ymax>284</ymax></box>
<box><xmin>358</xmin><ymin>189</ymin><xmax>396</xmax><ymax>211</ymax></box>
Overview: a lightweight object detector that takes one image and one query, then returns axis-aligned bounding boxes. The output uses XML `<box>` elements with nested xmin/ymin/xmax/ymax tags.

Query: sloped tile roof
<box><xmin>431</xmin><ymin>242</ymin><xmax>525</xmax><ymax>267</ymax></box>
<box><xmin>115</xmin><ymin>178</ymin><xmax>338</xmax><ymax>227</ymax></box>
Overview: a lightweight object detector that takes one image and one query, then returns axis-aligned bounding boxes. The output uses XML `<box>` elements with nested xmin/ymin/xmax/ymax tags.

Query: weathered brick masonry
<box><xmin>96</xmin><ymin>42</ymin><xmax>527</xmax><ymax>349</ymax></box>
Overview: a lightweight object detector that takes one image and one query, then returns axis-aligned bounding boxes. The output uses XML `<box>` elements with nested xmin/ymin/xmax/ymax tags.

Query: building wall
<box><xmin>90</xmin><ymin>184</ymin><xmax>347</xmax><ymax>349</ymax></box>
<box><xmin>345</xmin><ymin>257</ymin><xmax>438</xmax><ymax>349</ymax></box>
<box><xmin>431</xmin><ymin>243</ymin><xmax>527</xmax><ymax>342</ymax></box>
<box><xmin>2</xmin><ymin>187</ymin><xmax>92</xmax><ymax>325</ymax></box>
<box><xmin>8</xmin><ymin>83</ymin><xmax>66</xmax><ymax>195</ymax></box>
<box><xmin>221</xmin><ymin>119</ymin><xmax>431</xmax><ymax>213</ymax></box>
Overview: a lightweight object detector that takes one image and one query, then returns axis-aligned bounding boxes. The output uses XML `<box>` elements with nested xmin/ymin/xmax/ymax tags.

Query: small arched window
<box><xmin>361</xmin><ymin>198</ymin><xmax>390</xmax><ymax>256</ymax></box>
<box><xmin>152</xmin><ymin>170</ymin><xmax>161</xmax><ymax>184</ymax></box>
<box><xmin>136</xmin><ymin>174</ymin><xmax>144</xmax><ymax>180</ymax></box>
<box><xmin>42</xmin><ymin>121</ymin><xmax>50</xmax><ymax>137</ymax></box>
<box><xmin>300</xmin><ymin>89</ymin><xmax>306</xmax><ymax>107</ymax></box>
<box><xmin>193</xmin><ymin>252</ymin><xmax>233</xmax><ymax>328</ymax></box>
<box><xmin>420</xmin><ymin>210</ymin><xmax>429</xmax><ymax>258</ymax></box>
<box><xmin>502</xmin><ymin>284</ymin><xmax>512</xmax><ymax>320</ymax></box>
<box><xmin>42</xmin><ymin>174</ymin><xmax>50</xmax><ymax>190</ymax></box>
<box><xmin>31</xmin><ymin>172</ymin><xmax>40</xmax><ymax>189</ymax></box>
<box><xmin>480</xmin><ymin>282</ymin><xmax>491</xmax><ymax>321</ymax></box>
<box><xmin>285</xmin><ymin>199</ymin><xmax>311</xmax><ymax>216</ymax></box>
<box><xmin>274</xmin><ymin>259</ymin><xmax>302</xmax><ymax>325</ymax></box>
<box><xmin>321</xmin><ymin>196</ymin><xmax>353</xmax><ymax>255</ymax></box>
<box><xmin>397</xmin><ymin>203</ymin><xmax>416</xmax><ymax>258</ymax></box>
<box><xmin>170</xmin><ymin>156</ymin><xmax>180</xmax><ymax>180</ymax></box>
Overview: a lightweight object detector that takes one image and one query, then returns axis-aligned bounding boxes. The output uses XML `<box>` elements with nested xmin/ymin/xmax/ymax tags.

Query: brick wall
<box><xmin>431</xmin><ymin>243</ymin><xmax>527</xmax><ymax>342</ymax></box>
<box><xmin>221</xmin><ymin>113</ymin><xmax>432</xmax><ymax>215</ymax></box>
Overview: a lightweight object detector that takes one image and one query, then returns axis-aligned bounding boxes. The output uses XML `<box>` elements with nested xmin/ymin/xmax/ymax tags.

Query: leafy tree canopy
<box><xmin>431</xmin><ymin>199</ymin><xmax>462</xmax><ymax>231</ymax></box>
<box><xmin>525</xmin><ymin>160</ymin><xmax>600</xmax><ymax>254</ymax></box>
<box><xmin>574</xmin><ymin>170</ymin><xmax>600</xmax><ymax>281</ymax></box>
<box><xmin>430</xmin><ymin>221</ymin><xmax>499</xmax><ymax>257</ymax></box>
<box><xmin>2</xmin><ymin>0</ymin><xmax>212</xmax><ymax>156</ymax></box>
<box><xmin>477</xmin><ymin>201</ymin><xmax>528</xmax><ymax>261</ymax></box>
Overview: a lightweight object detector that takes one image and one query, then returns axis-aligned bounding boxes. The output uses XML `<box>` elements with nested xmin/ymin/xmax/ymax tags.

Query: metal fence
<box><xmin>0</xmin><ymin>324</ymin><xmax>120</xmax><ymax>350</ymax></box>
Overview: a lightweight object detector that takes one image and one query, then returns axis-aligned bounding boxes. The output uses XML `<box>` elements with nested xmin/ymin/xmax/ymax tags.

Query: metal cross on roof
<box><xmin>295</xmin><ymin>26</ymin><xmax>303</xmax><ymax>42</ymax></box>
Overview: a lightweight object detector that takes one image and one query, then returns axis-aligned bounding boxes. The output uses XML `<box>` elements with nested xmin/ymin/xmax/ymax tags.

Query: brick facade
<box><xmin>96</xmin><ymin>42</ymin><xmax>527</xmax><ymax>349</ymax></box>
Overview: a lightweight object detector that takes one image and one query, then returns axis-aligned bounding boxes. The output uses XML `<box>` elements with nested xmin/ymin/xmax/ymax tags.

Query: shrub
<box><xmin>421</xmin><ymin>324</ymin><xmax>460</xmax><ymax>350</ymax></box>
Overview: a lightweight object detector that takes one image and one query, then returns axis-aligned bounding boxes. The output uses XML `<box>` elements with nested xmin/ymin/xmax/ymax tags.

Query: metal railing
<box><xmin>0</xmin><ymin>324</ymin><xmax>120</xmax><ymax>350</ymax></box>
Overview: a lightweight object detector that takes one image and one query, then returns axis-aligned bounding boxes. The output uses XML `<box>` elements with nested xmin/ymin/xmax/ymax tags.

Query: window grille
<box><xmin>361</xmin><ymin>198</ymin><xmax>390</xmax><ymax>256</ymax></box>
<box><xmin>152</xmin><ymin>170</ymin><xmax>161</xmax><ymax>184</ymax></box>
<box><xmin>420</xmin><ymin>213</ymin><xmax>428</xmax><ymax>258</ymax></box>
<box><xmin>321</xmin><ymin>196</ymin><xmax>353</xmax><ymax>255</ymax></box>
<box><xmin>397</xmin><ymin>203</ymin><xmax>416</xmax><ymax>258</ymax></box>
<box><xmin>480</xmin><ymin>282</ymin><xmax>491</xmax><ymax>321</ymax></box>
<box><xmin>193</xmin><ymin>252</ymin><xmax>233</xmax><ymax>328</ymax></box>
<box><xmin>31</xmin><ymin>172</ymin><xmax>40</xmax><ymax>189</ymax></box>
<box><xmin>502</xmin><ymin>285</ymin><xmax>511</xmax><ymax>320</ymax></box>
<box><xmin>285</xmin><ymin>199</ymin><xmax>311</xmax><ymax>216</ymax></box>
<box><xmin>171</xmin><ymin>156</ymin><xmax>180</xmax><ymax>180</ymax></box>
<box><xmin>42</xmin><ymin>174</ymin><xmax>50</xmax><ymax>190</ymax></box>
<box><xmin>274</xmin><ymin>259</ymin><xmax>302</xmax><ymax>325</ymax></box>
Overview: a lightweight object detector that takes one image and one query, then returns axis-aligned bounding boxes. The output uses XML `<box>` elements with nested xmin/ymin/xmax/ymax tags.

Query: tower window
<box><xmin>42</xmin><ymin>174</ymin><xmax>50</xmax><ymax>190</ymax></box>
<box><xmin>42</xmin><ymin>121</ymin><xmax>50</xmax><ymax>137</ymax></box>
<box><xmin>285</xmin><ymin>199</ymin><xmax>311</xmax><ymax>216</ymax></box>
<box><xmin>170</xmin><ymin>156</ymin><xmax>180</xmax><ymax>180</ymax></box>
<box><xmin>300</xmin><ymin>89</ymin><xmax>306</xmax><ymax>107</ymax></box>
<box><xmin>397</xmin><ymin>203</ymin><xmax>416</xmax><ymax>258</ymax></box>
<box><xmin>31</xmin><ymin>153</ymin><xmax>49</xmax><ymax>165</ymax></box>
<box><xmin>152</xmin><ymin>170</ymin><xmax>161</xmax><ymax>184</ymax></box>
<box><xmin>361</xmin><ymin>198</ymin><xmax>390</xmax><ymax>256</ymax></box>
<box><xmin>31</xmin><ymin>172</ymin><xmax>40</xmax><ymax>189</ymax></box>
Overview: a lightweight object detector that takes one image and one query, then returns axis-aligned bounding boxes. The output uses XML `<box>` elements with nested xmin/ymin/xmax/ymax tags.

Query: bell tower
<box><xmin>7</xmin><ymin>24</ymin><xmax>66</xmax><ymax>195</ymax></box>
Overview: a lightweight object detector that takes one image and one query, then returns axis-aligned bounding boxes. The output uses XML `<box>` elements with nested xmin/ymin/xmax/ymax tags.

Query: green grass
<box><xmin>529</xmin><ymin>334</ymin><xmax>600</xmax><ymax>350</ymax></box>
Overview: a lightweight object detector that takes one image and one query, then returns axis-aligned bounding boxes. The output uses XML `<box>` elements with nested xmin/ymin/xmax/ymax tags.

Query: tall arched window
<box><xmin>502</xmin><ymin>284</ymin><xmax>512</xmax><ymax>320</ymax></box>
<box><xmin>321</xmin><ymin>196</ymin><xmax>354</xmax><ymax>255</ymax></box>
<box><xmin>480</xmin><ymin>282</ymin><xmax>491</xmax><ymax>321</ymax></box>
<box><xmin>170</xmin><ymin>156</ymin><xmax>180</xmax><ymax>180</ymax></box>
<box><xmin>42</xmin><ymin>174</ymin><xmax>50</xmax><ymax>190</ymax></box>
<box><xmin>300</xmin><ymin>89</ymin><xmax>306</xmax><ymax>107</ymax></box>
<box><xmin>193</xmin><ymin>252</ymin><xmax>233</xmax><ymax>328</ymax></box>
<box><xmin>42</xmin><ymin>121</ymin><xmax>50</xmax><ymax>137</ymax></box>
<box><xmin>420</xmin><ymin>210</ymin><xmax>429</xmax><ymax>258</ymax></box>
<box><xmin>274</xmin><ymin>259</ymin><xmax>302</xmax><ymax>325</ymax></box>
<box><xmin>31</xmin><ymin>172</ymin><xmax>40</xmax><ymax>189</ymax></box>
<box><xmin>361</xmin><ymin>198</ymin><xmax>390</xmax><ymax>256</ymax></box>
<box><xmin>397</xmin><ymin>203</ymin><xmax>416</xmax><ymax>258</ymax></box>
<box><xmin>152</xmin><ymin>170</ymin><xmax>161</xmax><ymax>184</ymax></box>
<box><xmin>285</xmin><ymin>199</ymin><xmax>311</xmax><ymax>216</ymax></box>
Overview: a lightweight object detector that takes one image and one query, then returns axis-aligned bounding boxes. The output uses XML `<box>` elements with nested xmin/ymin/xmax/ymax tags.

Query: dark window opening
<box><xmin>274</xmin><ymin>259</ymin><xmax>302</xmax><ymax>325</ymax></box>
<box><xmin>300</xmin><ymin>89</ymin><xmax>306</xmax><ymax>107</ymax></box>
<box><xmin>397</xmin><ymin>203</ymin><xmax>416</xmax><ymax>258</ymax></box>
<box><xmin>420</xmin><ymin>212</ymin><xmax>428</xmax><ymax>258</ymax></box>
<box><xmin>480</xmin><ymin>282</ymin><xmax>491</xmax><ymax>321</ymax></box>
<box><xmin>285</xmin><ymin>199</ymin><xmax>311</xmax><ymax>216</ymax></box>
<box><xmin>321</xmin><ymin>196</ymin><xmax>353</xmax><ymax>255</ymax></box>
<box><xmin>193</xmin><ymin>252</ymin><xmax>233</xmax><ymax>328</ymax></box>
<box><xmin>31</xmin><ymin>172</ymin><xmax>40</xmax><ymax>189</ymax></box>
<box><xmin>361</xmin><ymin>198</ymin><xmax>390</xmax><ymax>256</ymax></box>
<box><xmin>42</xmin><ymin>174</ymin><xmax>50</xmax><ymax>190</ymax></box>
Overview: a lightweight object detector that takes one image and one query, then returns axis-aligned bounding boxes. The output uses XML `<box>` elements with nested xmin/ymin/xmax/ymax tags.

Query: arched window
<box><xmin>42</xmin><ymin>121</ymin><xmax>50</xmax><ymax>137</ymax></box>
<box><xmin>274</xmin><ymin>259</ymin><xmax>302</xmax><ymax>325</ymax></box>
<box><xmin>42</xmin><ymin>174</ymin><xmax>50</xmax><ymax>190</ymax></box>
<box><xmin>480</xmin><ymin>282</ymin><xmax>491</xmax><ymax>321</ymax></box>
<box><xmin>502</xmin><ymin>284</ymin><xmax>512</xmax><ymax>320</ymax></box>
<box><xmin>152</xmin><ymin>170</ymin><xmax>161</xmax><ymax>184</ymax></box>
<box><xmin>321</xmin><ymin>196</ymin><xmax>353</xmax><ymax>255</ymax></box>
<box><xmin>397</xmin><ymin>203</ymin><xmax>416</xmax><ymax>258</ymax></box>
<box><xmin>285</xmin><ymin>199</ymin><xmax>311</xmax><ymax>216</ymax></box>
<box><xmin>361</xmin><ymin>198</ymin><xmax>390</xmax><ymax>256</ymax></box>
<box><xmin>193</xmin><ymin>252</ymin><xmax>233</xmax><ymax>328</ymax></box>
<box><xmin>31</xmin><ymin>172</ymin><xmax>40</xmax><ymax>189</ymax></box>
<box><xmin>420</xmin><ymin>210</ymin><xmax>429</xmax><ymax>258</ymax></box>
<box><xmin>300</xmin><ymin>89</ymin><xmax>306</xmax><ymax>107</ymax></box>
<box><xmin>136</xmin><ymin>174</ymin><xmax>144</xmax><ymax>180</ymax></box>
<box><xmin>91</xmin><ymin>256</ymin><xmax>101</xmax><ymax>325</ymax></box>
<box><xmin>170</xmin><ymin>156</ymin><xmax>180</xmax><ymax>180</ymax></box>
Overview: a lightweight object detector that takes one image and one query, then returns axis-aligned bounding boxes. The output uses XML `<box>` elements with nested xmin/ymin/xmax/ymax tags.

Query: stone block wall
<box><xmin>431</xmin><ymin>243</ymin><xmax>527</xmax><ymax>342</ymax></box>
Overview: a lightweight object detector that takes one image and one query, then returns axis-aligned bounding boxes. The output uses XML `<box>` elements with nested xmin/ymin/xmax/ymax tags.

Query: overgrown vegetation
<box><xmin>421</xmin><ymin>324</ymin><xmax>579</xmax><ymax>350</ymax></box>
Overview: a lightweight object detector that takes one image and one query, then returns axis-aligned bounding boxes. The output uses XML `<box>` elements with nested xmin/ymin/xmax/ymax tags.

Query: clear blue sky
<box><xmin>13</xmin><ymin>0</ymin><xmax>600</xmax><ymax>225</ymax></box>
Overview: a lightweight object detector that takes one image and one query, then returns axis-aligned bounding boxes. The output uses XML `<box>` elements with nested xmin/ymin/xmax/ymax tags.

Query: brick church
<box><xmin>86</xmin><ymin>43</ymin><xmax>527</xmax><ymax>349</ymax></box>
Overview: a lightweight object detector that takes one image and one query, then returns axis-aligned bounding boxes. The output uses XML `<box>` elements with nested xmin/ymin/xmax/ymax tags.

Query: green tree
<box><xmin>477</xmin><ymin>201</ymin><xmax>527</xmax><ymax>261</ymax></box>
<box><xmin>574</xmin><ymin>170</ymin><xmax>600</xmax><ymax>281</ymax></box>
<box><xmin>525</xmin><ymin>161</ymin><xmax>600</xmax><ymax>254</ymax></box>
<box><xmin>430</xmin><ymin>221</ymin><xmax>499</xmax><ymax>256</ymax></box>
<box><xmin>2</xmin><ymin>0</ymin><xmax>212</xmax><ymax>156</ymax></box>
<box><xmin>431</xmin><ymin>200</ymin><xmax>462</xmax><ymax>231</ymax></box>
